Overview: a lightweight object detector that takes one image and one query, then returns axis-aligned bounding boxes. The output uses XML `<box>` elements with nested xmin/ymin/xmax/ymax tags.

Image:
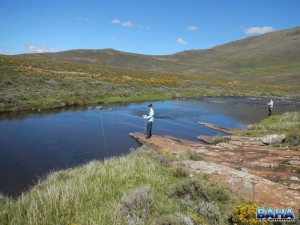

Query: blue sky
<box><xmin>0</xmin><ymin>0</ymin><xmax>299</xmax><ymax>55</ymax></box>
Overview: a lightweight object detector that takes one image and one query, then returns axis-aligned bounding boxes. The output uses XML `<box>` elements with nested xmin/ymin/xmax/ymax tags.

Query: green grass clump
<box><xmin>213</xmin><ymin>136</ymin><xmax>227</xmax><ymax>144</ymax></box>
<box><xmin>251</xmin><ymin>111</ymin><xmax>300</xmax><ymax>133</ymax></box>
<box><xmin>284</xmin><ymin>129</ymin><xmax>300</xmax><ymax>147</ymax></box>
<box><xmin>186</xmin><ymin>150</ymin><xmax>205</xmax><ymax>161</ymax></box>
<box><xmin>0</xmin><ymin>146</ymin><xmax>239</xmax><ymax>225</ymax></box>
<box><xmin>234</xmin><ymin>111</ymin><xmax>300</xmax><ymax>147</ymax></box>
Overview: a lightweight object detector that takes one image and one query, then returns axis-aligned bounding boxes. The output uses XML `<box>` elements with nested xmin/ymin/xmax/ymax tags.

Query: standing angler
<box><xmin>143</xmin><ymin>104</ymin><xmax>155</xmax><ymax>139</ymax></box>
<box><xmin>267</xmin><ymin>98</ymin><xmax>274</xmax><ymax>117</ymax></box>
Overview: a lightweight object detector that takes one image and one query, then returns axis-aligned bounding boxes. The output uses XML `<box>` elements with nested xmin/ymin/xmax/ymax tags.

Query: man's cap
<box><xmin>148</xmin><ymin>104</ymin><xmax>153</xmax><ymax>107</ymax></box>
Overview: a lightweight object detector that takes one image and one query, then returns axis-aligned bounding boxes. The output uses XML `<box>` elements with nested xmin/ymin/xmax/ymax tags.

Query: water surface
<box><xmin>0</xmin><ymin>97</ymin><xmax>299</xmax><ymax>197</ymax></box>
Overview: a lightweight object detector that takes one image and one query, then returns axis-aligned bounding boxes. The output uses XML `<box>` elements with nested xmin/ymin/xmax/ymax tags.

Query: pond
<box><xmin>0</xmin><ymin>97</ymin><xmax>299</xmax><ymax>197</ymax></box>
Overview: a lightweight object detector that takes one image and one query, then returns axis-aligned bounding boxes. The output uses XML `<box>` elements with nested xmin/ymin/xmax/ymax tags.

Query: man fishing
<box><xmin>267</xmin><ymin>98</ymin><xmax>274</xmax><ymax>117</ymax></box>
<box><xmin>143</xmin><ymin>104</ymin><xmax>154</xmax><ymax>139</ymax></box>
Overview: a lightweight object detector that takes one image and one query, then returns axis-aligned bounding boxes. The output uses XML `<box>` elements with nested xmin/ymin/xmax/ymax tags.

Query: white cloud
<box><xmin>244</xmin><ymin>26</ymin><xmax>275</xmax><ymax>35</ymax></box>
<box><xmin>23</xmin><ymin>44</ymin><xmax>57</xmax><ymax>53</ymax></box>
<box><xmin>111</xmin><ymin>19</ymin><xmax>120</xmax><ymax>24</ymax></box>
<box><xmin>177</xmin><ymin>38</ymin><xmax>187</xmax><ymax>45</ymax></box>
<box><xmin>187</xmin><ymin>26</ymin><xmax>198</xmax><ymax>31</ymax></box>
<box><xmin>121</xmin><ymin>21</ymin><xmax>133</xmax><ymax>27</ymax></box>
<box><xmin>112</xmin><ymin>19</ymin><xmax>134</xmax><ymax>27</ymax></box>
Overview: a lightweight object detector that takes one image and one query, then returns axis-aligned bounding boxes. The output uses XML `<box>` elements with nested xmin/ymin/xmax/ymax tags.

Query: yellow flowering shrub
<box><xmin>232</xmin><ymin>202</ymin><xmax>267</xmax><ymax>225</ymax></box>
<box><xmin>159</xmin><ymin>149</ymin><xmax>173</xmax><ymax>158</ymax></box>
<box><xmin>191</xmin><ymin>213</ymin><xmax>207</xmax><ymax>225</ymax></box>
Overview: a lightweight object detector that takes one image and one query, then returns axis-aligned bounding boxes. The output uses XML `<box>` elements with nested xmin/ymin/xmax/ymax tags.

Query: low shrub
<box><xmin>213</xmin><ymin>136</ymin><xmax>226</xmax><ymax>144</ymax></box>
<box><xmin>206</xmin><ymin>185</ymin><xmax>231</xmax><ymax>203</ymax></box>
<box><xmin>197</xmin><ymin>201</ymin><xmax>220</xmax><ymax>225</ymax></box>
<box><xmin>155</xmin><ymin>214</ymin><xmax>182</xmax><ymax>225</ymax></box>
<box><xmin>3</xmin><ymin>79</ymin><xmax>13</xmax><ymax>85</ymax></box>
<box><xmin>176</xmin><ymin>212</ymin><xmax>194</xmax><ymax>225</ymax></box>
<box><xmin>166</xmin><ymin>179</ymin><xmax>208</xmax><ymax>201</ymax></box>
<box><xmin>173</xmin><ymin>167</ymin><xmax>189</xmax><ymax>178</ymax></box>
<box><xmin>231</xmin><ymin>201</ymin><xmax>267</xmax><ymax>225</ymax></box>
<box><xmin>120</xmin><ymin>185</ymin><xmax>153</xmax><ymax>222</ymax></box>
<box><xmin>188</xmin><ymin>151</ymin><xmax>204</xmax><ymax>161</ymax></box>
<box><xmin>284</xmin><ymin>129</ymin><xmax>300</xmax><ymax>147</ymax></box>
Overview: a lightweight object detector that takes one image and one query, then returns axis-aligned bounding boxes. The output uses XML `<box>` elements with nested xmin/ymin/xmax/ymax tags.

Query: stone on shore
<box><xmin>198</xmin><ymin>122</ymin><xmax>239</xmax><ymax>134</ymax></box>
<box><xmin>261</xmin><ymin>134</ymin><xmax>285</xmax><ymax>145</ymax></box>
<box><xmin>196</xmin><ymin>135</ymin><xmax>215</xmax><ymax>144</ymax></box>
<box><xmin>94</xmin><ymin>106</ymin><xmax>103</xmax><ymax>110</ymax></box>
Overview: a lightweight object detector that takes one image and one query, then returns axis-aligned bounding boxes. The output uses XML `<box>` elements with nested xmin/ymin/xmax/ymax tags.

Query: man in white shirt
<box><xmin>267</xmin><ymin>98</ymin><xmax>274</xmax><ymax>117</ymax></box>
<box><xmin>143</xmin><ymin>104</ymin><xmax>154</xmax><ymax>139</ymax></box>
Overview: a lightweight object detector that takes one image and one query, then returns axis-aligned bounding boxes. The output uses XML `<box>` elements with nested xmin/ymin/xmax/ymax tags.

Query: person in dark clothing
<box><xmin>143</xmin><ymin>104</ymin><xmax>154</xmax><ymax>139</ymax></box>
<box><xmin>267</xmin><ymin>98</ymin><xmax>274</xmax><ymax>117</ymax></box>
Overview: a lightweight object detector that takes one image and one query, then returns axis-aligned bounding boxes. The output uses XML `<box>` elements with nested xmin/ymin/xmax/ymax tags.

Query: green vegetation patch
<box><xmin>0</xmin><ymin>146</ymin><xmax>239</xmax><ymax>225</ymax></box>
<box><xmin>233</xmin><ymin>111</ymin><xmax>300</xmax><ymax>147</ymax></box>
<box><xmin>1</xmin><ymin>55</ymin><xmax>299</xmax><ymax>112</ymax></box>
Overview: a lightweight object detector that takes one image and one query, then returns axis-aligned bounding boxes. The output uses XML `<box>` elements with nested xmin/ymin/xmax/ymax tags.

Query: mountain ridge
<box><xmin>11</xmin><ymin>26</ymin><xmax>300</xmax><ymax>85</ymax></box>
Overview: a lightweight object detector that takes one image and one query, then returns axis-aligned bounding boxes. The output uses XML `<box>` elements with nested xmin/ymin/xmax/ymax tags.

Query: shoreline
<box><xmin>1</xmin><ymin>130</ymin><xmax>299</xmax><ymax>223</ymax></box>
<box><xmin>1</xmin><ymin>93</ymin><xmax>299</xmax><ymax>114</ymax></box>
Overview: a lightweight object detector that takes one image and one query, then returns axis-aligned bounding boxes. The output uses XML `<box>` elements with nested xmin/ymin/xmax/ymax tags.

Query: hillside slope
<box><xmin>16</xmin><ymin>26</ymin><xmax>300</xmax><ymax>86</ymax></box>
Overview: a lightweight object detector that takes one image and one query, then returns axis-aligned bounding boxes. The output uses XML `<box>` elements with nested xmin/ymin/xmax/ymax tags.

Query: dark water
<box><xmin>0</xmin><ymin>97</ymin><xmax>299</xmax><ymax>197</ymax></box>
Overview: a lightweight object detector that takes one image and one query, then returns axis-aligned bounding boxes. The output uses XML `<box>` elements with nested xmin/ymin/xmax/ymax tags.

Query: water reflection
<box><xmin>0</xmin><ymin>97</ymin><xmax>299</xmax><ymax>197</ymax></box>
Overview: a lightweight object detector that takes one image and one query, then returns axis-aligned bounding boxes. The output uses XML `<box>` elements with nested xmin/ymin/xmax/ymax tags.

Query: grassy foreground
<box><xmin>0</xmin><ymin>146</ymin><xmax>241</xmax><ymax>225</ymax></box>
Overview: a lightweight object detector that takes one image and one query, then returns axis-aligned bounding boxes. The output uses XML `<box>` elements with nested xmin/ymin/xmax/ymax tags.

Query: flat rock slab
<box><xmin>129</xmin><ymin>132</ymin><xmax>204</xmax><ymax>152</ymax></box>
<box><xmin>196</xmin><ymin>135</ymin><xmax>215</xmax><ymax>144</ymax></box>
<box><xmin>129</xmin><ymin>132</ymin><xmax>300</xmax><ymax>211</ymax></box>
<box><xmin>198</xmin><ymin>122</ymin><xmax>240</xmax><ymax>134</ymax></box>
<box><xmin>182</xmin><ymin>160</ymin><xmax>300</xmax><ymax>209</ymax></box>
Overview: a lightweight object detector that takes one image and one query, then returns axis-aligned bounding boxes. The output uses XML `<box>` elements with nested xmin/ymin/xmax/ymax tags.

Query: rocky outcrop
<box><xmin>196</xmin><ymin>135</ymin><xmax>215</xmax><ymax>144</ymax></box>
<box><xmin>182</xmin><ymin>160</ymin><xmax>300</xmax><ymax>209</ymax></box>
<box><xmin>129</xmin><ymin>132</ymin><xmax>300</xmax><ymax>210</ymax></box>
<box><xmin>261</xmin><ymin>134</ymin><xmax>286</xmax><ymax>145</ymax></box>
<box><xmin>198</xmin><ymin>122</ymin><xmax>288</xmax><ymax>146</ymax></box>
<box><xmin>198</xmin><ymin>122</ymin><xmax>240</xmax><ymax>134</ymax></box>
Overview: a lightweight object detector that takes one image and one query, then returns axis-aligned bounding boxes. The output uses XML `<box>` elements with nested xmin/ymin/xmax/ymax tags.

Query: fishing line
<box><xmin>100</xmin><ymin>110</ymin><xmax>109</xmax><ymax>149</ymax></box>
<box><xmin>70</xmin><ymin>150</ymin><xmax>101</xmax><ymax>158</ymax></box>
<box><xmin>143</xmin><ymin>118</ymin><xmax>147</xmax><ymax>134</ymax></box>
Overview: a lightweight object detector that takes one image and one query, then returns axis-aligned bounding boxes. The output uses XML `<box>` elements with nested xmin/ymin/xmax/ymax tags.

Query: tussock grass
<box><xmin>234</xmin><ymin>112</ymin><xmax>300</xmax><ymax>147</ymax></box>
<box><xmin>0</xmin><ymin>146</ymin><xmax>239</xmax><ymax>225</ymax></box>
<box><xmin>1</xmin><ymin>146</ymin><xmax>167</xmax><ymax>225</ymax></box>
<box><xmin>246</xmin><ymin>112</ymin><xmax>300</xmax><ymax>134</ymax></box>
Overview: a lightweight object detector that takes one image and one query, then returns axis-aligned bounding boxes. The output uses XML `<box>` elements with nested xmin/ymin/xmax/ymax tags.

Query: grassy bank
<box><xmin>1</xmin><ymin>55</ymin><xmax>299</xmax><ymax>112</ymax></box>
<box><xmin>234</xmin><ymin>111</ymin><xmax>300</xmax><ymax>147</ymax></box>
<box><xmin>0</xmin><ymin>146</ymin><xmax>241</xmax><ymax>225</ymax></box>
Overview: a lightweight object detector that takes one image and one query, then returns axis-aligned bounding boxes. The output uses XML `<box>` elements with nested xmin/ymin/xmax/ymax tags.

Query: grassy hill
<box><xmin>17</xmin><ymin>26</ymin><xmax>300</xmax><ymax>87</ymax></box>
<box><xmin>1</xmin><ymin>26</ymin><xmax>299</xmax><ymax>112</ymax></box>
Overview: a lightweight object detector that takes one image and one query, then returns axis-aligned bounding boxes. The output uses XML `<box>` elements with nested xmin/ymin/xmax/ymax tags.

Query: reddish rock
<box><xmin>198</xmin><ymin>122</ymin><xmax>239</xmax><ymax>134</ymax></box>
<box><xmin>196</xmin><ymin>135</ymin><xmax>215</xmax><ymax>144</ymax></box>
<box><xmin>129</xmin><ymin>132</ymin><xmax>300</xmax><ymax>211</ymax></box>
